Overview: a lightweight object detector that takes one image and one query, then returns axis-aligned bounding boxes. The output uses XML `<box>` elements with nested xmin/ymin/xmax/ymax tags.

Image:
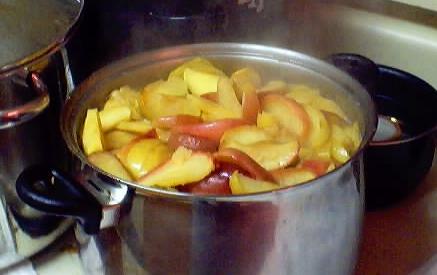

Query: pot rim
<box><xmin>0</xmin><ymin>0</ymin><xmax>85</xmax><ymax>78</ymax></box>
<box><xmin>61</xmin><ymin>42</ymin><xmax>377</xmax><ymax>202</ymax></box>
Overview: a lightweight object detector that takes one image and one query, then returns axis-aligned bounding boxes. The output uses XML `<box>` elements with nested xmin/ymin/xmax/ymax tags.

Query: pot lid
<box><xmin>0</xmin><ymin>0</ymin><xmax>83</xmax><ymax>74</ymax></box>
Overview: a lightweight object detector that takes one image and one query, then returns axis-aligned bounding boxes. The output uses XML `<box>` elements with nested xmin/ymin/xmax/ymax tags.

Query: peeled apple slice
<box><xmin>104</xmin><ymin>130</ymin><xmax>139</xmax><ymax>150</ymax></box>
<box><xmin>82</xmin><ymin>108</ymin><xmax>104</xmax><ymax>156</ymax></box>
<box><xmin>115</xmin><ymin>120</ymin><xmax>153</xmax><ymax>134</ymax></box>
<box><xmin>272</xmin><ymin>168</ymin><xmax>317</xmax><ymax>187</ymax></box>
<box><xmin>88</xmin><ymin>152</ymin><xmax>132</xmax><ymax>181</ymax></box>
<box><xmin>116</xmin><ymin>138</ymin><xmax>171</xmax><ymax>179</ymax></box>
<box><xmin>184</xmin><ymin>68</ymin><xmax>220</xmax><ymax>96</ymax></box>
<box><xmin>99</xmin><ymin>106</ymin><xmax>131</xmax><ymax>132</ymax></box>
<box><xmin>138</xmin><ymin>147</ymin><xmax>215</xmax><ymax>188</ymax></box>
<box><xmin>229</xmin><ymin>172</ymin><xmax>278</xmax><ymax>195</ymax></box>
<box><xmin>168</xmin><ymin>57</ymin><xmax>225</xmax><ymax>80</ymax></box>
<box><xmin>230</xmin><ymin>67</ymin><xmax>262</xmax><ymax>100</ymax></box>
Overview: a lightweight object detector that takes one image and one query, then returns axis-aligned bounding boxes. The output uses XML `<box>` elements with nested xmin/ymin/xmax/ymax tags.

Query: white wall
<box><xmin>392</xmin><ymin>0</ymin><xmax>437</xmax><ymax>11</ymax></box>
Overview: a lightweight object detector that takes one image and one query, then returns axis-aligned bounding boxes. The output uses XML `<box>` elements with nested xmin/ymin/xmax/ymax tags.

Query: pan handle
<box><xmin>16</xmin><ymin>165</ymin><xmax>102</xmax><ymax>234</ymax></box>
<box><xmin>326</xmin><ymin>53</ymin><xmax>378</xmax><ymax>97</ymax></box>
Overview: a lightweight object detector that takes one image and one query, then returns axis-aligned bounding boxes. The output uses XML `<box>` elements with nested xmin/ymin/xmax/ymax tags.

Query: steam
<box><xmin>238</xmin><ymin>0</ymin><xmax>265</xmax><ymax>13</ymax></box>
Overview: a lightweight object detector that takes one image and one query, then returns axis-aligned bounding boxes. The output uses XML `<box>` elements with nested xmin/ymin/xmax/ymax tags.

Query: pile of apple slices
<box><xmin>82</xmin><ymin>58</ymin><xmax>361</xmax><ymax>195</ymax></box>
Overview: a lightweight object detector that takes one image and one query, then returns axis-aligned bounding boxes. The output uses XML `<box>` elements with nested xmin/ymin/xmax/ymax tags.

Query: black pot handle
<box><xmin>16</xmin><ymin>165</ymin><xmax>102</xmax><ymax>234</ymax></box>
<box><xmin>326</xmin><ymin>53</ymin><xmax>378</xmax><ymax>97</ymax></box>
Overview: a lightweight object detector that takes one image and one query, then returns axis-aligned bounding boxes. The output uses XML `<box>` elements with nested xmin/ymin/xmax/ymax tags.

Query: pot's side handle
<box><xmin>16</xmin><ymin>165</ymin><xmax>102</xmax><ymax>234</ymax></box>
<box><xmin>0</xmin><ymin>73</ymin><xmax>50</xmax><ymax>129</ymax></box>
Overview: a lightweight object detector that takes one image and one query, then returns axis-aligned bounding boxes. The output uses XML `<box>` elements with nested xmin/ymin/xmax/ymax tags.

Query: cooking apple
<box><xmin>81</xmin><ymin>57</ymin><xmax>362</xmax><ymax>195</ymax></box>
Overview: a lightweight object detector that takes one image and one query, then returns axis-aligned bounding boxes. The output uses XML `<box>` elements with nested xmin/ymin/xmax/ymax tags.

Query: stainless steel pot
<box><xmin>0</xmin><ymin>0</ymin><xmax>83</xmax><ymax>269</ymax></box>
<box><xmin>16</xmin><ymin>43</ymin><xmax>377</xmax><ymax>275</ymax></box>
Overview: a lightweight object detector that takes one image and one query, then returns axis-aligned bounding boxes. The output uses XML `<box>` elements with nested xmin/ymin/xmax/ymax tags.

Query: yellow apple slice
<box><xmin>258</xmin><ymin>80</ymin><xmax>287</xmax><ymax>94</ymax></box>
<box><xmin>260</xmin><ymin>94</ymin><xmax>311</xmax><ymax>140</ymax></box>
<box><xmin>99</xmin><ymin>106</ymin><xmax>131</xmax><ymax>132</ymax></box>
<box><xmin>104</xmin><ymin>130</ymin><xmax>139</xmax><ymax>150</ymax></box>
<box><xmin>168</xmin><ymin>57</ymin><xmax>225</xmax><ymax>80</ymax></box>
<box><xmin>104</xmin><ymin>86</ymin><xmax>143</xmax><ymax>120</ymax></box>
<box><xmin>220</xmin><ymin>125</ymin><xmax>271</xmax><ymax>148</ymax></box>
<box><xmin>242</xmin><ymin>89</ymin><xmax>261</xmax><ymax>123</ymax></box>
<box><xmin>187</xmin><ymin>94</ymin><xmax>241</xmax><ymax>121</ymax></box>
<box><xmin>141</xmin><ymin>89</ymin><xmax>201</xmax><ymax>120</ymax></box>
<box><xmin>155</xmin><ymin>128</ymin><xmax>171</xmax><ymax>143</ymax></box>
<box><xmin>304</xmin><ymin>105</ymin><xmax>331</xmax><ymax>147</ymax></box>
<box><xmin>217</xmin><ymin>77</ymin><xmax>242</xmax><ymax>115</ymax></box>
<box><xmin>115</xmin><ymin>120</ymin><xmax>153</xmax><ymax>134</ymax></box>
<box><xmin>117</xmin><ymin>138</ymin><xmax>171</xmax><ymax>179</ymax></box>
<box><xmin>286</xmin><ymin>84</ymin><xmax>320</xmax><ymax>104</ymax></box>
<box><xmin>311</xmin><ymin>96</ymin><xmax>348</xmax><ymax>121</ymax></box>
<box><xmin>138</xmin><ymin>147</ymin><xmax>215</xmax><ymax>188</ymax></box>
<box><xmin>229</xmin><ymin>171</ymin><xmax>278</xmax><ymax>195</ymax></box>
<box><xmin>225</xmin><ymin>140</ymin><xmax>299</xmax><ymax>171</ymax></box>
<box><xmin>272</xmin><ymin>168</ymin><xmax>317</xmax><ymax>187</ymax></box>
<box><xmin>82</xmin><ymin>108</ymin><xmax>105</xmax><ymax>156</ymax></box>
<box><xmin>154</xmin><ymin>78</ymin><xmax>188</xmax><ymax>97</ymax></box>
<box><xmin>88</xmin><ymin>152</ymin><xmax>132</xmax><ymax>181</ymax></box>
<box><xmin>184</xmin><ymin>68</ymin><xmax>220</xmax><ymax>96</ymax></box>
<box><xmin>257</xmin><ymin>111</ymin><xmax>280</xmax><ymax>135</ymax></box>
<box><xmin>230</xmin><ymin>67</ymin><xmax>262</xmax><ymax>100</ymax></box>
<box><xmin>330</xmin><ymin>124</ymin><xmax>354</xmax><ymax>164</ymax></box>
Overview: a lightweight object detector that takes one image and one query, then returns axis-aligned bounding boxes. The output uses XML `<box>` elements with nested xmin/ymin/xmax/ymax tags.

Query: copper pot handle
<box><xmin>0</xmin><ymin>72</ymin><xmax>50</xmax><ymax>129</ymax></box>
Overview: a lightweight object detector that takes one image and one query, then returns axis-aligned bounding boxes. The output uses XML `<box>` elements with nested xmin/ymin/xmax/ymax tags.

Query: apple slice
<box><xmin>286</xmin><ymin>84</ymin><xmax>320</xmax><ymax>105</ymax></box>
<box><xmin>242</xmin><ymin>89</ymin><xmax>260</xmax><ymax>123</ymax></box>
<box><xmin>115</xmin><ymin>120</ymin><xmax>153</xmax><ymax>134</ymax></box>
<box><xmin>104</xmin><ymin>85</ymin><xmax>143</xmax><ymax>120</ymax></box>
<box><xmin>201</xmin><ymin>92</ymin><xmax>219</xmax><ymax>102</ymax></box>
<box><xmin>187</xmin><ymin>94</ymin><xmax>241</xmax><ymax>121</ymax></box>
<box><xmin>300</xmin><ymin>159</ymin><xmax>332</xmax><ymax>177</ymax></box>
<box><xmin>229</xmin><ymin>172</ymin><xmax>278</xmax><ymax>195</ymax></box>
<box><xmin>258</xmin><ymin>80</ymin><xmax>287</xmax><ymax>94</ymax></box>
<box><xmin>138</xmin><ymin>147</ymin><xmax>215</xmax><ymax>188</ymax></box>
<box><xmin>152</xmin><ymin>115</ymin><xmax>202</xmax><ymax>129</ymax></box>
<box><xmin>184</xmin><ymin>68</ymin><xmax>220</xmax><ymax>96</ymax></box>
<box><xmin>155</xmin><ymin>128</ymin><xmax>171</xmax><ymax>143</ymax></box>
<box><xmin>230</xmin><ymin>67</ymin><xmax>262</xmax><ymax>100</ymax></box>
<box><xmin>217</xmin><ymin>77</ymin><xmax>242</xmax><ymax>115</ymax></box>
<box><xmin>260</xmin><ymin>93</ymin><xmax>311</xmax><ymax>140</ymax></box>
<box><xmin>154</xmin><ymin>78</ymin><xmax>188</xmax><ymax>97</ymax></box>
<box><xmin>104</xmin><ymin>130</ymin><xmax>139</xmax><ymax>150</ymax></box>
<box><xmin>220</xmin><ymin>125</ymin><xmax>271</xmax><ymax>148</ymax></box>
<box><xmin>116</xmin><ymin>138</ymin><xmax>171</xmax><ymax>179</ymax></box>
<box><xmin>88</xmin><ymin>152</ymin><xmax>132</xmax><ymax>181</ymax></box>
<box><xmin>168</xmin><ymin>57</ymin><xmax>225</xmax><ymax>80</ymax></box>
<box><xmin>141</xmin><ymin>89</ymin><xmax>201</xmax><ymax>120</ymax></box>
<box><xmin>99</xmin><ymin>106</ymin><xmax>132</xmax><ymax>132</ymax></box>
<box><xmin>304</xmin><ymin>105</ymin><xmax>330</xmax><ymax>147</ymax></box>
<box><xmin>168</xmin><ymin>132</ymin><xmax>218</xmax><ymax>152</ymax></box>
<box><xmin>213</xmin><ymin>148</ymin><xmax>275</xmax><ymax>182</ymax></box>
<box><xmin>177</xmin><ymin>163</ymin><xmax>236</xmax><ymax>195</ymax></box>
<box><xmin>173</xmin><ymin>119</ymin><xmax>247</xmax><ymax>143</ymax></box>
<box><xmin>272</xmin><ymin>168</ymin><xmax>317</xmax><ymax>187</ymax></box>
<box><xmin>82</xmin><ymin>109</ymin><xmax>105</xmax><ymax>155</ymax></box>
<box><xmin>223</xmin><ymin>140</ymin><xmax>299</xmax><ymax>171</ymax></box>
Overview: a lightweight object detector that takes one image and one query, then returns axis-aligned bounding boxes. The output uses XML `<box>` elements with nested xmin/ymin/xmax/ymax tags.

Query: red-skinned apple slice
<box><xmin>172</xmin><ymin>119</ymin><xmax>247</xmax><ymax>143</ymax></box>
<box><xmin>201</xmin><ymin>92</ymin><xmax>219</xmax><ymax>102</ymax></box>
<box><xmin>152</xmin><ymin>115</ymin><xmax>202</xmax><ymax>129</ymax></box>
<box><xmin>168</xmin><ymin>132</ymin><xmax>219</xmax><ymax>152</ymax></box>
<box><xmin>138</xmin><ymin>147</ymin><xmax>215</xmax><ymax>187</ymax></box>
<box><xmin>213</xmin><ymin>148</ymin><xmax>276</xmax><ymax>183</ymax></box>
<box><xmin>300</xmin><ymin>159</ymin><xmax>332</xmax><ymax>177</ymax></box>
<box><xmin>177</xmin><ymin>163</ymin><xmax>236</xmax><ymax>195</ymax></box>
<box><xmin>260</xmin><ymin>94</ymin><xmax>311</xmax><ymax>140</ymax></box>
<box><xmin>242</xmin><ymin>89</ymin><xmax>260</xmax><ymax>123</ymax></box>
<box><xmin>272</xmin><ymin>167</ymin><xmax>317</xmax><ymax>187</ymax></box>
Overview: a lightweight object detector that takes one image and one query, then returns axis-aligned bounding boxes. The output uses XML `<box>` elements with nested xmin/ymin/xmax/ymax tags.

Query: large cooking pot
<box><xmin>0</xmin><ymin>0</ymin><xmax>83</xmax><ymax>269</ymax></box>
<box><xmin>16</xmin><ymin>43</ymin><xmax>376</xmax><ymax>275</ymax></box>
